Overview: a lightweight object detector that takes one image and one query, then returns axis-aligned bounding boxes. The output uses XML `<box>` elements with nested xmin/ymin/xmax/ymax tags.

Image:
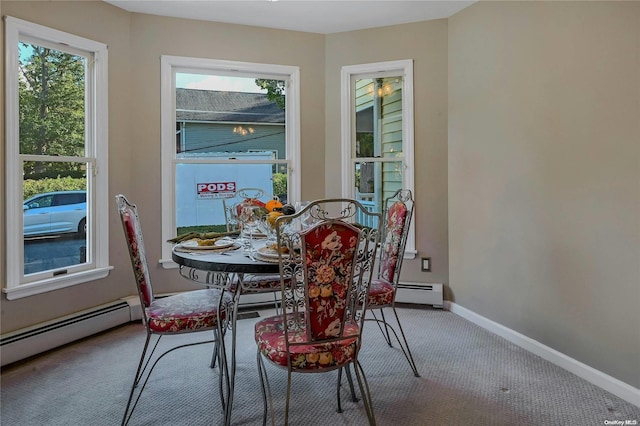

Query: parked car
<box><xmin>23</xmin><ymin>191</ymin><xmax>87</xmax><ymax>238</ymax></box>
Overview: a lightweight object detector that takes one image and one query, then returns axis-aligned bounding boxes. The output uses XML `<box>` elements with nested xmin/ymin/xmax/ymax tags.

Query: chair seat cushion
<box><xmin>367</xmin><ymin>279</ymin><xmax>395</xmax><ymax>307</ymax></box>
<box><xmin>255</xmin><ymin>314</ymin><xmax>358</xmax><ymax>370</ymax></box>
<box><xmin>146</xmin><ymin>289</ymin><xmax>231</xmax><ymax>333</ymax></box>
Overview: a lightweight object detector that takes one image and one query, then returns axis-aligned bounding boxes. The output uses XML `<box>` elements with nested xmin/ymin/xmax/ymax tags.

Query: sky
<box><xmin>176</xmin><ymin>73</ymin><xmax>267</xmax><ymax>93</ymax></box>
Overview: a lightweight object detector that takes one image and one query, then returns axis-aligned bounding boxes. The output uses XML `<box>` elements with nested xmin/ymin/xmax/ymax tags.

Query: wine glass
<box><xmin>257</xmin><ymin>216</ymin><xmax>277</xmax><ymax>244</ymax></box>
<box><xmin>295</xmin><ymin>201</ymin><xmax>319</xmax><ymax>229</ymax></box>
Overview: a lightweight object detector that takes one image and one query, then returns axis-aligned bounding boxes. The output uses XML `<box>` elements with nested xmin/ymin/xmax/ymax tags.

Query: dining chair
<box><xmin>115</xmin><ymin>194</ymin><xmax>232</xmax><ymax>425</ymax></box>
<box><xmin>224</xmin><ymin>187</ymin><xmax>286</xmax><ymax>309</ymax></box>
<box><xmin>365</xmin><ymin>189</ymin><xmax>419</xmax><ymax>377</ymax></box>
<box><xmin>254</xmin><ymin>199</ymin><xmax>380</xmax><ymax>425</ymax></box>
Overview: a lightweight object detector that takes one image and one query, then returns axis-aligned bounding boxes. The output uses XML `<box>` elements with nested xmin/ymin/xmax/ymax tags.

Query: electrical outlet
<box><xmin>421</xmin><ymin>257</ymin><xmax>431</xmax><ymax>272</ymax></box>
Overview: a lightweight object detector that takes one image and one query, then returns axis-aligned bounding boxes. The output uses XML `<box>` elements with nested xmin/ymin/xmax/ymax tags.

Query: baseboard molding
<box><xmin>446</xmin><ymin>301</ymin><xmax>640</xmax><ymax>407</ymax></box>
<box><xmin>1</xmin><ymin>300</ymin><xmax>132</xmax><ymax>367</ymax></box>
<box><xmin>5</xmin><ymin>295</ymin><xmax>638</xmax><ymax>408</ymax></box>
<box><xmin>0</xmin><ymin>292</ymin><xmax>276</xmax><ymax>367</ymax></box>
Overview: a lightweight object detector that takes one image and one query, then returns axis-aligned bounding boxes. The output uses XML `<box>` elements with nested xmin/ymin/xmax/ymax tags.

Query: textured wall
<box><xmin>448</xmin><ymin>1</ymin><xmax>640</xmax><ymax>387</ymax></box>
<box><xmin>325</xmin><ymin>20</ymin><xmax>450</xmax><ymax>288</ymax></box>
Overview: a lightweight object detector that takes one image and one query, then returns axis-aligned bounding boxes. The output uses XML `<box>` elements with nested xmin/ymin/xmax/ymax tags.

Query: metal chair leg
<box><xmin>345</xmin><ymin>364</ymin><xmax>359</xmax><ymax>402</ymax></box>
<box><xmin>391</xmin><ymin>306</ymin><xmax>420</xmax><ymax>377</ymax></box>
<box><xmin>257</xmin><ymin>351</ymin><xmax>275</xmax><ymax>426</ymax></box>
<box><xmin>353</xmin><ymin>360</ymin><xmax>376</xmax><ymax>425</ymax></box>
<box><xmin>368</xmin><ymin>307</ymin><xmax>420</xmax><ymax>377</ymax></box>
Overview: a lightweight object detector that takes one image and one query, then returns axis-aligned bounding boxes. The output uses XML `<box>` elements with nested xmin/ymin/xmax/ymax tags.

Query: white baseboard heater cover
<box><xmin>395</xmin><ymin>282</ymin><xmax>444</xmax><ymax>308</ymax></box>
<box><xmin>0</xmin><ymin>299</ymin><xmax>134</xmax><ymax>367</ymax></box>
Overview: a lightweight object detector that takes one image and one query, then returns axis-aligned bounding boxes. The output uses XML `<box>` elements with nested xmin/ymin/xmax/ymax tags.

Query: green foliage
<box><xmin>272</xmin><ymin>172</ymin><xmax>288</xmax><ymax>197</ymax></box>
<box><xmin>356</xmin><ymin>132</ymin><xmax>374</xmax><ymax>157</ymax></box>
<box><xmin>177</xmin><ymin>224</ymin><xmax>228</xmax><ymax>235</ymax></box>
<box><xmin>24</xmin><ymin>177</ymin><xmax>86</xmax><ymax>200</ymax></box>
<box><xmin>255</xmin><ymin>79</ymin><xmax>286</xmax><ymax>110</ymax></box>
<box><xmin>19</xmin><ymin>43</ymin><xmax>86</xmax><ymax>179</ymax></box>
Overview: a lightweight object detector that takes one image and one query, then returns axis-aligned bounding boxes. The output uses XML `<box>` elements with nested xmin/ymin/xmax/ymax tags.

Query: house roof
<box><xmin>176</xmin><ymin>88</ymin><xmax>285</xmax><ymax>124</ymax></box>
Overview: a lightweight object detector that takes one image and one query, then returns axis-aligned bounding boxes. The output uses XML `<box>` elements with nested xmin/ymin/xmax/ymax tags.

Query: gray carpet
<box><xmin>2</xmin><ymin>305</ymin><xmax>639</xmax><ymax>425</ymax></box>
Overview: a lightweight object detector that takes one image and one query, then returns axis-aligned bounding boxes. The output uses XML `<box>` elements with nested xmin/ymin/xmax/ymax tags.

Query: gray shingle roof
<box><xmin>176</xmin><ymin>88</ymin><xmax>284</xmax><ymax>124</ymax></box>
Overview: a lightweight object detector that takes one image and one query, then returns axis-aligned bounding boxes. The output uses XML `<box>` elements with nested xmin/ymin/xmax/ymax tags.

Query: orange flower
<box><xmin>320</xmin><ymin>285</ymin><xmax>333</xmax><ymax>298</ymax></box>
<box><xmin>306</xmin><ymin>352</ymin><xmax>320</xmax><ymax>363</ymax></box>
<box><xmin>309</xmin><ymin>285</ymin><xmax>320</xmax><ymax>298</ymax></box>
<box><xmin>318</xmin><ymin>352</ymin><xmax>333</xmax><ymax>365</ymax></box>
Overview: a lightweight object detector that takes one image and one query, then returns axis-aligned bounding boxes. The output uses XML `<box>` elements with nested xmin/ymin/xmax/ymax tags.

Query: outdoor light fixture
<box><xmin>233</xmin><ymin>126</ymin><xmax>255</xmax><ymax>136</ymax></box>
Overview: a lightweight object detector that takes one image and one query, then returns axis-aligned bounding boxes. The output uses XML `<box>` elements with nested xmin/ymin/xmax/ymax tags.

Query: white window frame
<box><xmin>159</xmin><ymin>56</ymin><xmax>300</xmax><ymax>267</ymax></box>
<box><xmin>340</xmin><ymin>60</ymin><xmax>416</xmax><ymax>257</ymax></box>
<box><xmin>3</xmin><ymin>17</ymin><xmax>111</xmax><ymax>300</ymax></box>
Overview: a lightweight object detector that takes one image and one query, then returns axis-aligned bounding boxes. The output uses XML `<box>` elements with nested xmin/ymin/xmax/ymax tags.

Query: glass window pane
<box><xmin>354</xmin><ymin>76</ymin><xmax>403</xmax><ymax>159</ymax></box>
<box><xmin>174</xmin><ymin>72</ymin><xmax>290</xmax><ymax>236</ymax></box>
<box><xmin>175</xmin><ymin>161</ymin><xmax>288</xmax><ymax>235</ymax></box>
<box><xmin>19</xmin><ymin>43</ymin><xmax>86</xmax><ymax>157</ymax></box>
<box><xmin>353</xmin><ymin>160</ymin><xmax>404</xmax><ymax>212</ymax></box>
<box><xmin>23</xmin><ymin>162</ymin><xmax>88</xmax><ymax>275</ymax></box>
<box><xmin>175</xmin><ymin>73</ymin><xmax>285</xmax><ymax>157</ymax></box>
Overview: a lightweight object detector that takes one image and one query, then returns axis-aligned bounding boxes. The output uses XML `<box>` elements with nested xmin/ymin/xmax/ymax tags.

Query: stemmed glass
<box><xmin>236</xmin><ymin>204</ymin><xmax>264</xmax><ymax>256</ymax></box>
<box><xmin>295</xmin><ymin>201</ymin><xmax>318</xmax><ymax>230</ymax></box>
<box><xmin>257</xmin><ymin>216</ymin><xmax>276</xmax><ymax>244</ymax></box>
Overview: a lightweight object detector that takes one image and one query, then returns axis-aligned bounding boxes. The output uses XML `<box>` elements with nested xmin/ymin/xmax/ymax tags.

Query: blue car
<box><xmin>23</xmin><ymin>191</ymin><xmax>87</xmax><ymax>238</ymax></box>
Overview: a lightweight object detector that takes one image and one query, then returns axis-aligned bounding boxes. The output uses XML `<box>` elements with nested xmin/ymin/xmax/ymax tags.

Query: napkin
<box><xmin>167</xmin><ymin>230</ymin><xmax>240</xmax><ymax>244</ymax></box>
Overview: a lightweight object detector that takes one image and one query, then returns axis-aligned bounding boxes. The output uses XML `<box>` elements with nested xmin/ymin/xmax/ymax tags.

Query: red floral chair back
<box><xmin>377</xmin><ymin>190</ymin><xmax>414</xmax><ymax>287</ymax></box>
<box><xmin>116</xmin><ymin>195</ymin><xmax>154</xmax><ymax>308</ymax></box>
<box><xmin>274</xmin><ymin>198</ymin><xmax>381</xmax><ymax>357</ymax></box>
<box><xmin>302</xmin><ymin>221</ymin><xmax>360</xmax><ymax>342</ymax></box>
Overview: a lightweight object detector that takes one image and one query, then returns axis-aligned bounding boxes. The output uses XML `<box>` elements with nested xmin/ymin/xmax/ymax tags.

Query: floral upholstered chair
<box><xmin>115</xmin><ymin>194</ymin><xmax>232</xmax><ymax>425</ymax></box>
<box><xmin>366</xmin><ymin>189</ymin><xmax>419</xmax><ymax>377</ymax></box>
<box><xmin>254</xmin><ymin>199</ymin><xmax>380</xmax><ymax>426</ymax></box>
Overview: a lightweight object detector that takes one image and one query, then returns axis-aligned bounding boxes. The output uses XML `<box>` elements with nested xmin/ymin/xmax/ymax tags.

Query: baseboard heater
<box><xmin>0</xmin><ymin>283</ymin><xmax>443</xmax><ymax>367</ymax></box>
<box><xmin>1</xmin><ymin>300</ymin><xmax>134</xmax><ymax>367</ymax></box>
<box><xmin>395</xmin><ymin>282</ymin><xmax>444</xmax><ymax>308</ymax></box>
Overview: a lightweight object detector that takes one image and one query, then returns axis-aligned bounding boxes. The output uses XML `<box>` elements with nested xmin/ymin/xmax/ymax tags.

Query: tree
<box><xmin>255</xmin><ymin>79</ymin><xmax>286</xmax><ymax>110</ymax></box>
<box><xmin>19</xmin><ymin>42</ymin><xmax>86</xmax><ymax>179</ymax></box>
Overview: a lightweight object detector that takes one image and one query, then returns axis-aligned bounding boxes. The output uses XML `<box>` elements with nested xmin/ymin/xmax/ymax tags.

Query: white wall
<box><xmin>448</xmin><ymin>1</ymin><xmax>640</xmax><ymax>387</ymax></box>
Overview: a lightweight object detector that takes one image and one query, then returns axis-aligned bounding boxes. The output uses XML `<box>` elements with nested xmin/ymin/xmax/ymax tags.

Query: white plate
<box><xmin>257</xmin><ymin>246</ymin><xmax>280</xmax><ymax>258</ymax></box>
<box><xmin>179</xmin><ymin>239</ymin><xmax>236</xmax><ymax>251</ymax></box>
<box><xmin>255</xmin><ymin>252</ymin><xmax>281</xmax><ymax>263</ymax></box>
<box><xmin>257</xmin><ymin>245</ymin><xmax>290</xmax><ymax>259</ymax></box>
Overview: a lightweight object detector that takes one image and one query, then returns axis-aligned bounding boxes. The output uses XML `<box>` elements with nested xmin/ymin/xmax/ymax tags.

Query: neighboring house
<box><xmin>175</xmin><ymin>88</ymin><xmax>285</xmax><ymax>159</ymax></box>
<box><xmin>354</xmin><ymin>78</ymin><xmax>404</xmax><ymax>210</ymax></box>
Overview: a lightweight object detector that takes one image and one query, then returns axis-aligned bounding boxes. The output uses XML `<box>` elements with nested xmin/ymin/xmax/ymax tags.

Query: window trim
<box><xmin>3</xmin><ymin>16</ymin><xmax>111</xmax><ymax>299</ymax></box>
<box><xmin>340</xmin><ymin>60</ymin><xmax>416</xmax><ymax>257</ymax></box>
<box><xmin>159</xmin><ymin>56</ymin><xmax>301</xmax><ymax>267</ymax></box>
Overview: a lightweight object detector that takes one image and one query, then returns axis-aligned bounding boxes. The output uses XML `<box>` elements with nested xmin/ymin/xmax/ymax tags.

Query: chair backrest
<box><xmin>275</xmin><ymin>199</ymin><xmax>380</xmax><ymax>351</ymax></box>
<box><xmin>115</xmin><ymin>194</ymin><xmax>154</xmax><ymax>309</ymax></box>
<box><xmin>377</xmin><ymin>189</ymin><xmax>414</xmax><ymax>287</ymax></box>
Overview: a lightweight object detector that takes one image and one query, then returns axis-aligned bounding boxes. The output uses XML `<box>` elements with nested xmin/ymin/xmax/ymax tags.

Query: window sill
<box><xmin>404</xmin><ymin>249</ymin><xmax>417</xmax><ymax>260</ymax></box>
<box><xmin>3</xmin><ymin>266</ymin><xmax>113</xmax><ymax>300</ymax></box>
<box><xmin>160</xmin><ymin>258</ymin><xmax>178</xmax><ymax>269</ymax></box>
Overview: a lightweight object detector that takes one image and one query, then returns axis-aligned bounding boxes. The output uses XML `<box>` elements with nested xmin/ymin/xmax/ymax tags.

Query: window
<box><xmin>160</xmin><ymin>56</ymin><xmax>300</xmax><ymax>265</ymax></box>
<box><xmin>4</xmin><ymin>17</ymin><xmax>110</xmax><ymax>299</ymax></box>
<box><xmin>341</xmin><ymin>60</ymin><xmax>416</xmax><ymax>255</ymax></box>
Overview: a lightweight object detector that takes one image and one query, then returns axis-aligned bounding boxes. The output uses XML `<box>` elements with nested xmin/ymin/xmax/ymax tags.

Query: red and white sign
<box><xmin>196</xmin><ymin>182</ymin><xmax>236</xmax><ymax>199</ymax></box>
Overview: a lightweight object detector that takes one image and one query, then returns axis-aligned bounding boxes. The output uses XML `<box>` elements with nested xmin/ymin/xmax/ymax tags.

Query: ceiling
<box><xmin>104</xmin><ymin>0</ymin><xmax>476</xmax><ymax>34</ymax></box>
